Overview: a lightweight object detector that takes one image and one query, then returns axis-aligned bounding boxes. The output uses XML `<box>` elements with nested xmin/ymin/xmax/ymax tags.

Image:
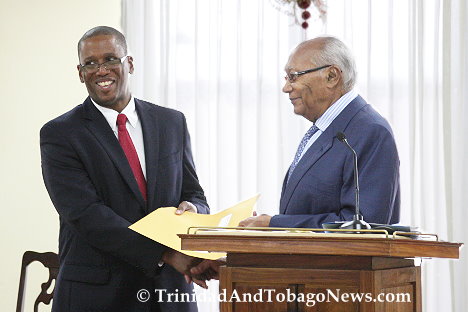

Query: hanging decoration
<box><xmin>271</xmin><ymin>0</ymin><xmax>327</xmax><ymax>29</ymax></box>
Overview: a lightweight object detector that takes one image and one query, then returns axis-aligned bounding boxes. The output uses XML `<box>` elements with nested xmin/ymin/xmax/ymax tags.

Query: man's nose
<box><xmin>282</xmin><ymin>80</ymin><xmax>292</xmax><ymax>93</ymax></box>
<box><xmin>96</xmin><ymin>65</ymin><xmax>110</xmax><ymax>75</ymax></box>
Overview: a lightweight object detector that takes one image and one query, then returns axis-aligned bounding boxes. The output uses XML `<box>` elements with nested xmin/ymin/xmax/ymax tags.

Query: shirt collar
<box><xmin>91</xmin><ymin>96</ymin><xmax>139</xmax><ymax>132</ymax></box>
<box><xmin>314</xmin><ymin>89</ymin><xmax>358</xmax><ymax>131</ymax></box>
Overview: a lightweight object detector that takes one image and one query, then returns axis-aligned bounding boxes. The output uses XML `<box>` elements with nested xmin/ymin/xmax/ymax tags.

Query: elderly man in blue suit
<box><xmin>240</xmin><ymin>37</ymin><xmax>400</xmax><ymax>229</ymax></box>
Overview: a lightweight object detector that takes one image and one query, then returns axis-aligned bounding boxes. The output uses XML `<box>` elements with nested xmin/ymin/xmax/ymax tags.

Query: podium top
<box><xmin>179</xmin><ymin>230</ymin><xmax>462</xmax><ymax>259</ymax></box>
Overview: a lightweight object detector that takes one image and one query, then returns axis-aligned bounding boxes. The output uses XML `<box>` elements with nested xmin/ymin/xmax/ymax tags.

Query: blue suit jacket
<box><xmin>41</xmin><ymin>97</ymin><xmax>207</xmax><ymax>312</ymax></box>
<box><xmin>270</xmin><ymin>95</ymin><xmax>400</xmax><ymax>228</ymax></box>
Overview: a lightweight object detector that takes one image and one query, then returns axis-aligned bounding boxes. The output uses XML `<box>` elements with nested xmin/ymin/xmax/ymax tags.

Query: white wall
<box><xmin>0</xmin><ymin>1</ymin><xmax>121</xmax><ymax>310</ymax></box>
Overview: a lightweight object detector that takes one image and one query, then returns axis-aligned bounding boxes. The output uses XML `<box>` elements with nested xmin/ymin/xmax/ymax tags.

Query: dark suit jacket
<box><xmin>270</xmin><ymin>95</ymin><xmax>400</xmax><ymax>228</ymax></box>
<box><xmin>40</xmin><ymin>97</ymin><xmax>208</xmax><ymax>312</ymax></box>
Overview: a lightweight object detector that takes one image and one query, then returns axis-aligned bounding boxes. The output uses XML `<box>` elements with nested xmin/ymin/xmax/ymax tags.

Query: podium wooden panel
<box><xmin>179</xmin><ymin>233</ymin><xmax>462</xmax><ymax>312</ymax></box>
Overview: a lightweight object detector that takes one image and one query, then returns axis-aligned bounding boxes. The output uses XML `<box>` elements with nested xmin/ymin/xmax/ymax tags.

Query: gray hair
<box><xmin>310</xmin><ymin>37</ymin><xmax>357</xmax><ymax>91</ymax></box>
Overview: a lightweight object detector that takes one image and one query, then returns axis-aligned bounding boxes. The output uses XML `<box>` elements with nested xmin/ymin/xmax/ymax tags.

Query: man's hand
<box><xmin>187</xmin><ymin>258</ymin><xmax>226</xmax><ymax>288</ymax></box>
<box><xmin>175</xmin><ymin>201</ymin><xmax>197</xmax><ymax>215</ymax></box>
<box><xmin>238</xmin><ymin>211</ymin><xmax>272</xmax><ymax>227</ymax></box>
<box><xmin>162</xmin><ymin>250</ymin><xmax>224</xmax><ymax>289</ymax></box>
<box><xmin>162</xmin><ymin>249</ymin><xmax>201</xmax><ymax>275</ymax></box>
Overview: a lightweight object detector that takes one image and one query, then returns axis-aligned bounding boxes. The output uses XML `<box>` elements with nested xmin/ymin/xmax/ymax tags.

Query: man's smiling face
<box><xmin>282</xmin><ymin>39</ymin><xmax>343</xmax><ymax>123</ymax></box>
<box><xmin>77</xmin><ymin>34</ymin><xmax>133</xmax><ymax>112</ymax></box>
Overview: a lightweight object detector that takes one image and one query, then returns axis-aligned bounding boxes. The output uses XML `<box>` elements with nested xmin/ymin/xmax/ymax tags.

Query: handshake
<box><xmin>161</xmin><ymin>249</ymin><xmax>226</xmax><ymax>289</ymax></box>
<box><xmin>166</xmin><ymin>200</ymin><xmax>273</xmax><ymax>288</ymax></box>
<box><xmin>165</xmin><ymin>200</ymin><xmax>271</xmax><ymax>289</ymax></box>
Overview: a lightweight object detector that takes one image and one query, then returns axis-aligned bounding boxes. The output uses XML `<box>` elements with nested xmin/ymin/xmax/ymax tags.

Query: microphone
<box><xmin>336</xmin><ymin>132</ymin><xmax>371</xmax><ymax>230</ymax></box>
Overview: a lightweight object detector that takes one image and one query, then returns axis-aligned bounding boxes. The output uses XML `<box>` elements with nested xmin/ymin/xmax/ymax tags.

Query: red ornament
<box><xmin>297</xmin><ymin>0</ymin><xmax>311</xmax><ymax>10</ymax></box>
<box><xmin>302</xmin><ymin>10</ymin><xmax>311</xmax><ymax>20</ymax></box>
<box><xmin>302</xmin><ymin>21</ymin><xmax>309</xmax><ymax>29</ymax></box>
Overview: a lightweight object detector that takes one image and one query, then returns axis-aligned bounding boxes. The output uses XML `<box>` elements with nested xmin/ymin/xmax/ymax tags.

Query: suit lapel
<box><xmin>279</xmin><ymin>96</ymin><xmax>368</xmax><ymax>214</ymax></box>
<box><xmin>81</xmin><ymin>97</ymin><xmax>147</xmax><ymax>210</ymax></box>
<box><xmin>280</xmin><ymin>134</ymin><xmax>334</xmax><ymax>214</ymax></box>
<box><xmin>135</xmin><ymin>99</ymin><xmax>160</xmax><ymax>210</ymax></box>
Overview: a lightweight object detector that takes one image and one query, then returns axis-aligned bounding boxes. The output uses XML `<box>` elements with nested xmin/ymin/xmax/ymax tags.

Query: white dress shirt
<box><xmin>91</xmin><ymin>97</ymin><xmax>147</xmax><ymax>178</ymax></box>
<box><xmin>297</xmin><ymin>89</ymin><xmax>358</xmax><ymax>162</ymax></box>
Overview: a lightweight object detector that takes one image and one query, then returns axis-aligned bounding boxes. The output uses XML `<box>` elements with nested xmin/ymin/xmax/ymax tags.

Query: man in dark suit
<box><xmin>239</xmin><ymin>37</ymin><xmax>400</xmax><ymax>229</ymax></box>
<box><xmin>41</xmin><ymin>26</ymin><xmax>219</xmax><ymax>312</ymax></box>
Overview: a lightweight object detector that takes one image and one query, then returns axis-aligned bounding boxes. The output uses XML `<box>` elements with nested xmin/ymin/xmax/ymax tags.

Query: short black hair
<box><xmin>77</xmin><ymin>26</ymin><xmax>127</xmax><ymax>58</ymax></box>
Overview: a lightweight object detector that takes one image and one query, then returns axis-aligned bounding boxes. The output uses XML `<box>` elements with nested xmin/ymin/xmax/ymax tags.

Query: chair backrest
<box><xmin>16</xmin><ymin>251</ymin><xmax>59</xmax><ymax>312</ymax></box>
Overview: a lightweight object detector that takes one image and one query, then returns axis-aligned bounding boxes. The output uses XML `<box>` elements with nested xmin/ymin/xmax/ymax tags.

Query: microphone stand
<box><xmin>336</xmin><ymin>132</ymin><xmax>371</xmax><ymax>231</ymax></box>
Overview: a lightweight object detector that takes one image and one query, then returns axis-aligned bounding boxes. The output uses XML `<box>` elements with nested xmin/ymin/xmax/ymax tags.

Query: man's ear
<box><xmin>127</xmin><ymin>56</ymin><xmax>134</xmax><ymax>74</ymax></box>
<box><xmin>326</xmin><ymin>66</ymin><xmax>341</xmax><ymax>86</ymax></box>
<box><xmin>77</xmin><ymin>65</ymin><xmax>85</xmax><ymax>83</ymax></box>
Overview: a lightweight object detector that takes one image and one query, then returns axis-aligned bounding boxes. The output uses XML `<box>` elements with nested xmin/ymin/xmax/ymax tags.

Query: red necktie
<box><xmin>117</xmin><ymin>114</ymin><xmax>147</xmax><ymax>200</ymax></box>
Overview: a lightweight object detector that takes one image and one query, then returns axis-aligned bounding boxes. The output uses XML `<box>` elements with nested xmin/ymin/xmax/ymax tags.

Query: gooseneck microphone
<box><xmin>336</xmin><ymin>132</ymin><xmax>371</xmax><ymax>230</ymax></box>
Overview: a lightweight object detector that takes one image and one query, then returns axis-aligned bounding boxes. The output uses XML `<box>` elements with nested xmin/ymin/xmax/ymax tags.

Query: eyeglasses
<box><xmin>285</xmin><ymin>64</ymin><xmax>332</xmax><ymax>83</ymax></box>
<box><xmin>79</xmin><ymin>55</ymin><xmax>129</xmax><ymax>74</ymax></box>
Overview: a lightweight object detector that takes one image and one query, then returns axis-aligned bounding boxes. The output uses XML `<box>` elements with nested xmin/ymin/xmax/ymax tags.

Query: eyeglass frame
<box><xmin>285</xmin><ymin>64</ymin><xmax>332</xmax><ymax>83</ymax></box>
<box><xmin>78</xmin><ymin>55</ymin><xmax>129</xmax><ymax>74</ymax></box>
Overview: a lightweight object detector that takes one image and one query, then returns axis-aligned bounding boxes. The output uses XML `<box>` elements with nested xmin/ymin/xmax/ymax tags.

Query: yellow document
<box><xmin>129</xmin><ymin>195</ymin><xmax>259</xmax><ymax>259</ymax></box>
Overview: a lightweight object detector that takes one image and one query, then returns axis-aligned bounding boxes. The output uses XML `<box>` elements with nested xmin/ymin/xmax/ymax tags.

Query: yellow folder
<box><xmin>129</xmin><ymin>195</ymin><xmax>259</xmax><ymax>259</ymax></box>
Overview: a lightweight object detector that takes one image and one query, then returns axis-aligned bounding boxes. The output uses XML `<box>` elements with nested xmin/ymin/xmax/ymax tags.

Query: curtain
<box><xmin>122</xmin><ymin>0</ymin><xmax>467</xmax><ymax>311</ymax></box>
<box><xmin>122</xmin><ymin>0</ymin><xmax>316</xmax><ymax>215</ymax></box>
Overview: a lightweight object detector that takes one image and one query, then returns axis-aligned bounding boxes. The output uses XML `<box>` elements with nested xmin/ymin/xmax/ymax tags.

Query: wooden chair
<box><xmin>16</xmin><ymin>251</ymin><xmax>59</xmax><ymax>312</ymax></box>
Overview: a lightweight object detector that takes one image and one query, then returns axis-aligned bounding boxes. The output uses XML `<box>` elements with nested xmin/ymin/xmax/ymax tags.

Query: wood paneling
<box><xmin>298</xmin><ymin>286</ymin><xmax>360</xmax><ymax>312</ymax></box>
<box><xmin>227</xmin><ymin>254</ymin><xmax>415</xmax><ymax>270</ymax></box>
<box><xmin>220</xmin><ymin>264</ymin><xmax>418</xmax><ymax>312</ymax></box>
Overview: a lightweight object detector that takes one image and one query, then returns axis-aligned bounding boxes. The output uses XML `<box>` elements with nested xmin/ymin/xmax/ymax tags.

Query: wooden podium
<box><xmin>180</xmin><ymin>230</ymin><xmax>462</xmax><ymax>312</ymax></box>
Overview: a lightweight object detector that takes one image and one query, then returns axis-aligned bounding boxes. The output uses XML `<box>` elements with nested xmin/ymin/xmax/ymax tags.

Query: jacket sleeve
<box><xmin>40</xmin><ymin>122</ymin><xmax>166</xmax><ymax>276</ymax></box>
<box><xmin>180</xmin><ymin>114</ymin><xmax>209</xmax><ymax>214</ymax></box>
<box><xmin>270</xmin><ymin>123</ymin><xmax>400</xmax><ymax>228</ymax></box>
